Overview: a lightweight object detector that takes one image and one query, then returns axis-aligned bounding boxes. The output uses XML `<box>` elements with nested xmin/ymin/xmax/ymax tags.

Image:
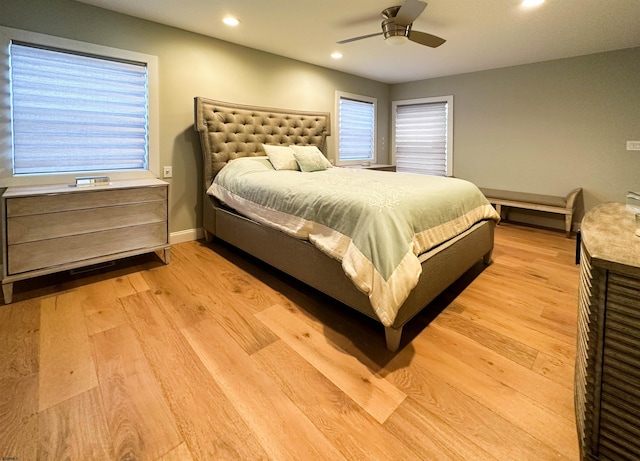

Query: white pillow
<box><xmin>262</xmin><ymin>144</ymin><xmax>299</xmax><ymax>170</ymax></box>
<box><xmin>289</xmin><ymin>145</ymin><xmax>332</xmax><ymax>169</ymax></box>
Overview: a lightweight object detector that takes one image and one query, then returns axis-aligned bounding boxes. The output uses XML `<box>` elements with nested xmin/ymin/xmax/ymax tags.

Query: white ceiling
<box><xmin>75</xmin><ymin>0</ymin><xmax>640</xmax><ymax>84</ymax></box>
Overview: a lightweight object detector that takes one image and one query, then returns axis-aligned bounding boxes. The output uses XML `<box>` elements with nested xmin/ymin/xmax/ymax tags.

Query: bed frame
<box><xmin>194</xmin><ymin>97</ymin><xmax>496</xmax><ymax>351</ymax></box>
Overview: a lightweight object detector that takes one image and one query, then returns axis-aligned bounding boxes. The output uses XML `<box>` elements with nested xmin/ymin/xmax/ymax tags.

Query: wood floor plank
<box><xmin>91</xmin><ymin>324</ymin><xmax>182</xmax><ymax>461</ymax></box>
<box><xmin>388</xmin><ymin>335</ymin><xmax>579</xmax><ymax>459</ymax></box>
<box><xmin>532</xmin><ymin>351</ymin><xmax>575</xmax><ymax>388</ymax></box>
<box><xmin>160</xmin><ymin>442</ymin><xmax>195</xmax><ymax>461</ymax></box>
<box><xmin>248</xmin><ymin>277</ymin><xmax>396</xmax><ymax>370</ymax></box>
<box><xmin>177</xmin><ymin>241</ymin><xmax>286</xmax><ymax>311</ymax></box>
<box><xmin>384</xmin><ymin>396</ymin><xmax>500</xmax><ymax>461</ymax></box>
<box><xmin>420</xmin><ymin>323</ymin><xmax>575</xmax><ymax>418</ymax></box>
<box><xmin>143</xmin><ymin>258</ymin><xmax>211</xmax><ymax>328</ymax></box>
<box><xmin>147</xmin><ymin>241</ymin><xmax>281</xmax><ymax>349</ymax></box>
<box><xmin>38</xmin><ymin>387</ymin><xmax>114</xmax><ymax>460</ymax></box>
<box><xmin>449</xmin><ymin>298</ymin><xmax>576</xmax><ymax>363</ymax></box>
<box><xmin>256</xmin><ymin>303</ymin><xmax>406</xmax><ymax>424</ymax></box>
<box><xmin>253</xmin><ymin>340</ymin><xmax>423</xmax><ymax>460</ymax></box>
<box><xmin>460</xmin><ymin>279</ymin><xmax>577</xmax><ymax>339</ymax></box>
<box><xmin>113</xmin><ymin>271</ymin><xmax>150</xmax><ymax>298</ymax></box>
<box><xmin>39</xmin><ymin>291</ymin><xmax>98</xmax><ymax>411</ymax></box>
<box><xmin>0</xmin><ymin>300</ymin><xmax>40</xmax><ymax>460</ymax></box>
<box><xmin>143</xmin><ymin>257</ymin><xmax>279</xmax><ymax>354</ymax></box>
<box><xmin>80</xmin><ymin>278</ymin><xmax>129</xmax><ymax>336</ymax></box>
<box><xmin>433</xmin><ymin>310</ymin><xmax>539</xmax><ymax>369</ymax></box>
<box><xmin>541</xmin><ymin>300</ymin><xmax>579</xmax><ymax>329</ymax></box>
<box><xmin>140</xmin><ymin>264</ymin><xmax>215</xmax><ymax>329</ymax></box>
<box><xmin>0</xmin><ymin>298</ymin><xmax>39</xmax><ymax>379</ymax></box>
<box><xmin>120</xmin><ymin>290</ymin><xmax>270</xmax><ymax>460</ymax></box>
<box><xmin>183</xmin><ymin>318</ymin><xmax>347</xmax><ymax>461</ymax></box>
<box><xmin>384</xmin><ymin>351</ymin><xmax>572</xmax><ymax>460</ymax></box>
<box><xmin>0</xmin><ymin>373</ymin><xmax>38</xmax><ymax>461</ymax></box>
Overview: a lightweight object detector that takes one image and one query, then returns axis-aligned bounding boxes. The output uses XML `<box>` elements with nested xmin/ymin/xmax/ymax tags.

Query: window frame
<box><xmin>334</xmin><ymin>91</ymin><xmax>377</xmax><ymax>166</ymax></box>
<box><xmin>0</xmin><ymin>26</ymin><xmax>160</xmax><ymax>187</ymax></box>
<box><xmin>391</xmin><ymin>95</ymin><xmax>454</xmax><ymax>177</ymax></box>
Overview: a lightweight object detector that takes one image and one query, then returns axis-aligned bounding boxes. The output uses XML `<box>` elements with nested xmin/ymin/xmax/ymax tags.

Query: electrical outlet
<box><xmin>627</xmin><ymin>141</ymin><xmax>640</xmax><ymax>151</ymax></box>
<box><xmin>163</xmin><ymin>166</ymin><xmax>172</xmax><ymax>178</ymax></box>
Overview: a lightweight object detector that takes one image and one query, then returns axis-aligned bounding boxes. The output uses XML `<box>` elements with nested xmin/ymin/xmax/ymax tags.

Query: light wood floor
<box><xmin>0</xmin><ymin>223</ymin><xmax>580</xmax><ymax>460</ymax></box>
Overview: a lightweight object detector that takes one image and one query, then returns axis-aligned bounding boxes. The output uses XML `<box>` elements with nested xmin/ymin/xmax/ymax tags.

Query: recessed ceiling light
<box><xmin>331</xmin><ymin>52</ymin><xmax>343</xmax><ymax>60</ymax></box>
<box><xmin>223</xmin><ymin>17</ymin><xmax>240</xmax><ymax>26</ymax></box>
<box><xmin>521</xmin><ymin>0</ymin><xmax>545</xmax><ymax>7</ymax></box>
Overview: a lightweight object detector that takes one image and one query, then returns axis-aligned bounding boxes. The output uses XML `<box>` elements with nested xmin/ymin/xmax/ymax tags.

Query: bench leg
<box><xmin>565</xmin><ymin>214</ymin><xmax>572</xmax><ymax>237</ymax></box>
<box><xmin>495</xmin><ymin>204</ymin><xmax>503</xmax><ymax>223</ymax></box>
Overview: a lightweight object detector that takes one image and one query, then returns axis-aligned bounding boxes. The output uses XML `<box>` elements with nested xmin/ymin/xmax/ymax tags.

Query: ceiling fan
<box><xmin>337</xmin><ymin>0</ymin><xmax>445</xmax><ymax>48</ymax></box>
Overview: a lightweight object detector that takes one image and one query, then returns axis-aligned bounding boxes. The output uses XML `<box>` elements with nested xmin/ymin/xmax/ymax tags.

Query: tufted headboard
<box><xmin>194</xmin><ymin>97</ymin><xmax>331</xmax><ymax>188</ymax></box>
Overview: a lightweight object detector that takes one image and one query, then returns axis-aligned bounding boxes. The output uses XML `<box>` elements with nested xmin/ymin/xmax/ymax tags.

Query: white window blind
<box><xmin>338</xmin><ymin>96</ymin><xmax>375</xmax><ymax>162</ymax></box>
<box><xmin>395</xmin><ymin>101</ymin><xmax>449</xmax><ymax>176</ymax></box>
<box><xmin>10</xmin><ymin>42</ymin><xmax>149</xmax><ymax>175</ymax></box>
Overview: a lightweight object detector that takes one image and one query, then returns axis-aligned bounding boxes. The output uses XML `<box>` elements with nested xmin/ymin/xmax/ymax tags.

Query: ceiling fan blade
<box><xmin>336</xmin><ymin>13</ymin><xmax>381</xmax><ymax>28</ymax></box>
<box><xmin>394</xmin><ymin>0</ymin><xmax>427</xmax><ymax>26</ymax></box>
<box><xmin>337</xmin><ymin>32</ymin><xmax>383</xmax><ymax>44</ymax></box>
<box><xmin>408</xmin><ymin>30</ymin><xmax>446</xmax><ymax>47</ymax></box>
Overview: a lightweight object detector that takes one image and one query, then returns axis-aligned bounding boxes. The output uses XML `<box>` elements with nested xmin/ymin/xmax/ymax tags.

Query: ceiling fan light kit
<box><xmin>382</xmin><ymin>15</ymin><xmax>411</xmax><ymax>45</ymax></box>
<box><xmin>385</xmin><ymin>35</ymin><xmax>409</xmax><ymax>45</ymax></box>
<box><xmin>337</xmin><ymin>0</ymin><xmax>445</xmax><ymax>48</ymax></box>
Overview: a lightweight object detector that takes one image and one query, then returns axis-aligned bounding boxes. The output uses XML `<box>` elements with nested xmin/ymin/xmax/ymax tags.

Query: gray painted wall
<box><xmin>2</xmin><ymin>0</ymin><xmax>639</xmax><ymax>234</ymax></box>
<box><xmin>391</xmin><ymin>48</ymin><xmax>640</xmax><ymax>228</ymax></box>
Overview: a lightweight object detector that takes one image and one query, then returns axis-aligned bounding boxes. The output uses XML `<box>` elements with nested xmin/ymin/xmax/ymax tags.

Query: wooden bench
<box><xmin>480</xmin><ymin>187</ymin><xmax>582</xmax><ymax>237</ymax></box>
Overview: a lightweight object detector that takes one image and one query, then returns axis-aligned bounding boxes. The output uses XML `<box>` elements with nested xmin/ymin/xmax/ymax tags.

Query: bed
<box><xmin>194</xmin><ymin>97</ymin><xmax>499</xmax><ymax>351</ymax></box>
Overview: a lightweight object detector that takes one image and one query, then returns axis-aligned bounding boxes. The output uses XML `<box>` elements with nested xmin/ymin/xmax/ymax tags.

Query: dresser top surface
<box><xmin>2</xmin><ymin>178</ymin><xmax>168</xmax><ymax>198</ymax></box>
<box><xmin>582</xmin><ymin>202</ymin><xmax>640</xmax><ymax>271</ymax></box>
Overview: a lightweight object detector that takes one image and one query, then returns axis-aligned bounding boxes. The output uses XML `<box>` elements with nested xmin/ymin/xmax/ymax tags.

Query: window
<box><xmin>392</xmin><ymin>96</ymin><xmax>453</xmax><ymax>176</ymax></box>
<box><xmin>0</xmin><ymin>26</ymin><xmax>159</xmax><ymax>186</ymax></box>
<box><xmin>335</xmin><ymin>91</ymin><xmax>376</xmax><ymax>165</ymax></box>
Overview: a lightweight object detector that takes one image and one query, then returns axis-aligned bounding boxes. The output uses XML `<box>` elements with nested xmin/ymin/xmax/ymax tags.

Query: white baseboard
<box><xmin>169</xmin><ymin>228</ymin><xmax>204</xmax><ymax>244</ymax></box>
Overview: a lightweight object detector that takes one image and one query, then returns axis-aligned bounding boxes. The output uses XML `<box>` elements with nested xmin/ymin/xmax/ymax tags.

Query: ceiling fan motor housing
<box><xmin>381</xmin><ymin>6</ymin><xmax>411</xmax><ymax>41</ymax></box>
<box><xmin>382</xmin><ymin>18</ymin><xmax>411</xmax><ymax>40</ymax></box>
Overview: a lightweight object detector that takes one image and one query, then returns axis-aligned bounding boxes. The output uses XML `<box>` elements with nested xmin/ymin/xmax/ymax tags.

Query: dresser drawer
<box><xmin>6</xmin><ymin>186</ymin><xmax>167</xmax><ymax>217</ymax></box>
<box><xmin>7</xmin><ymin>201</ymin><xmax>167</xmax><ymax>245</ymax></box>
<box><xmin>7</xmin><ymin>222</ymin><xmax>167</xmax><ymax>275</ymax></box>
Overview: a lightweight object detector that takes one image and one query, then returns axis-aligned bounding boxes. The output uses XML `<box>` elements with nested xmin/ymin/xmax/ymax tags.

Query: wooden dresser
<box><xmin>575</xmin><ymin>202</ymin><xmax>640</xmax><ymax>460</ymax></box>
<box><xmin>1</xmin><ymin>178</ymin><xmax>170</xmax><ymax>303</ymax></box>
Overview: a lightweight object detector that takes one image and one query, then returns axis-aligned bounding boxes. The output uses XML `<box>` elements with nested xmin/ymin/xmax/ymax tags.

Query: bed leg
<box><xmin>384</xmin><ymin>326</ymin><xmax>403</xmax><ymax>352</ymax></box>
<box><xmin>483</xmin><ymin>249</ymin><xmax>493</xmax><ymax>265</ymax></box>
<box><xmin>203</xmin><ymin>229</ymin><xmax>214</xmax><ymax>243</ymax></box>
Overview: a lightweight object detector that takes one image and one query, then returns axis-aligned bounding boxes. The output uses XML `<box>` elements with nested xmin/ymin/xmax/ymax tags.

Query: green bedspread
<box><xmin>208</xmin><ymin>157</ymin><xmax>500</xmax><ymax>326</ymax></box>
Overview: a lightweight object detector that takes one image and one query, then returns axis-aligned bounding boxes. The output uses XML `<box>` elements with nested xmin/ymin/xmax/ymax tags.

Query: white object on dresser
<box><xmin>1</xmin><ymin>178</ymin><xmax>170</xmax><ymax>304</ymax></box>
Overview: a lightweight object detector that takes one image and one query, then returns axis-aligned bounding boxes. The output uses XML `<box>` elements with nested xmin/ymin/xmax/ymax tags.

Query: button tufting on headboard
<box><xmin>194</xmin><ymin>97</ymin><xmax>331</xmax><ymax>188</ymax></box>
